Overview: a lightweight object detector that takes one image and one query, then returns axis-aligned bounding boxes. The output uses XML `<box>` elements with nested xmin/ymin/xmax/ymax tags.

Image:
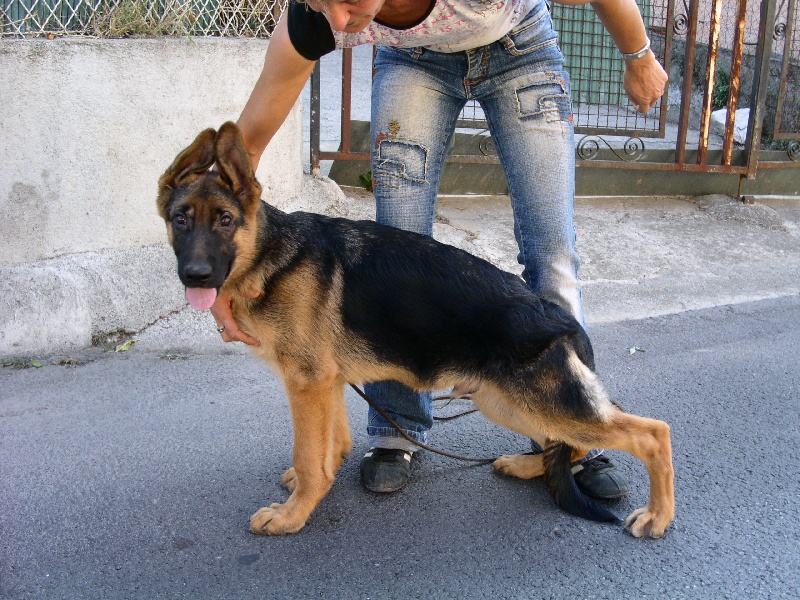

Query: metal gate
<box><xmin>310</xmin><ymin>0</ymin><xmax>799</xmax><ymax>195</ymax></box>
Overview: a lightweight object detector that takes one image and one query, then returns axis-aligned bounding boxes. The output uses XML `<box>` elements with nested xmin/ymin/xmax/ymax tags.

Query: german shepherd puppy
<box><xmin>157</xmin><ymin>122</ymin><xmax>674</xmax><ymax>539</ymax></box>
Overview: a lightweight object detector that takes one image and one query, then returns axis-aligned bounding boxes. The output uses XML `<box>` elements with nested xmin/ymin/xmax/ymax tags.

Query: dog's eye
<box><xmin>219</xmin><ymin>214</ymin><xmax>233</xmax><ymax>228</ymax></box>
<box><xmin>173</xmin><ymin>214</ymin><xmax>187</xmax><ymax>227</ymax></box>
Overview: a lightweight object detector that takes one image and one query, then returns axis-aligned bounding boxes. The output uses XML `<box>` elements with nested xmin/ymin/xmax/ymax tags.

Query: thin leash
<box><xmin>431</xmin><ymin>395</ymin><xmax>480</xmax><ymax>421</ymax></box>
<box><xmin>348</xmin><ymin>383</ymin><xmax>498</xmax><ymax>464</ymax></box>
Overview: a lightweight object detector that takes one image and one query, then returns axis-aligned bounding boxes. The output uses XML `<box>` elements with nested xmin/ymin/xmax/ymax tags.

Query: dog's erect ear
<box><xmin>214</xmin><ymin>121</ymin><xmax>261</xmax><ymax>208</ymax></box>
<box><xmin>157</xmin><ymin>128</ymin><xmax>216</xmax><ymax>218</ymax></box>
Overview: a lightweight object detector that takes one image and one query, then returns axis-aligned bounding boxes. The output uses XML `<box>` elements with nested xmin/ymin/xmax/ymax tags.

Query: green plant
<box><xmin>358</xmin><ymin>171</ymin><xmax>373</xmax><ymax>192</ymax></box>
<box><xmin>712</xmin><ymin>69</ymin><xmax>731</xmax><ymax>110</ymax></box>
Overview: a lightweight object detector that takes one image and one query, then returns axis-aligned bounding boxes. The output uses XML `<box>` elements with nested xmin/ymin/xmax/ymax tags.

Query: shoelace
<box><xmin>581</xmin><ymin>456</ymin><xmax>612</xmax><ymax>471</ymax></box>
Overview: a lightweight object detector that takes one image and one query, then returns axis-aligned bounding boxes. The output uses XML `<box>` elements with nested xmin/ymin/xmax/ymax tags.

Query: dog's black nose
<box><xmin>183</xmin><ymin>261</ymin><xmax>214</xmax><ymax>285</ymax></box>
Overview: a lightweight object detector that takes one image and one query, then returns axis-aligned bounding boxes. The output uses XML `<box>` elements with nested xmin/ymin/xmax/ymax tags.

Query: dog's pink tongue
<box><xmin>185</xmin><ymin>288</ymin><xmax>217</xmax><ymax>310</ymax></box>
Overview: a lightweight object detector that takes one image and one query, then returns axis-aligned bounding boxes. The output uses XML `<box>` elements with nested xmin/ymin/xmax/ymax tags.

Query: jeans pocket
<box><xmin>396</xmin><ymin>46</ymin><xmax>424</xmax><ymax>59</ymax></box>
<box><xmin>502</xmin><ymin>8</ymin><xmax>558</xmax><ymax>56</ymax></box>
<box><xmin>515</xmin><ymin>72</ymin><xmax>573</xmax><ymax>123</ymax></box>
<box><xmin>379</xmin><ymin>45</ymin><xmax>424</xmax><ymax>61</ymax></box>
<box><xmin>372</xmin><ymin>139</ymin><xmax>428</xmax><ymax>187</ymax></box>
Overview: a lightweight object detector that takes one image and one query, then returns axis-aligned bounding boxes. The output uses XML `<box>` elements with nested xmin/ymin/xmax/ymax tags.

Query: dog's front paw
<box><xmin>624</xmin><ymin>507</ymin><xmax>671</xmax><ymax>539</ymax></box>
<box><xmin>493</xmin><ymin>453</ymin><xmax>544</xmax><ymax>480</ymax></box>
<box><xmin>281</xmin><ymin>467</ymin><xmax>298</xmax><ymax>492</ymax></box>
<box><xmin>250</xmin><ymin>503</ymin><xmax>307</xmax><ymax>536</ymax></box>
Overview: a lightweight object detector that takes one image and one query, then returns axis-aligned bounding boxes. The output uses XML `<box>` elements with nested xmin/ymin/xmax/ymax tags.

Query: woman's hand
<box><xmin>210</xmin><ymin>291</ymin><xmax>261</xmax><ymax>346</ymax></box>
<box><xmin>570</xmin><ymin>0</ymin><xmax>668</xmax><ymax>113</ymax></box>
<box><xmin>623</xmin><ymin>51</ymin><xmax>669</xmax><ymax>114</ymax></box>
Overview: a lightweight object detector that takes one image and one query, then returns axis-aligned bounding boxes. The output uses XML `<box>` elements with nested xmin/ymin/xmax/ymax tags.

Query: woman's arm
<box><xmin>552</xmin><ymin>0</ymin><xmax>668</xmax><ymax>113</ymax></box>
<box><xmin>213</xmin><ymin>16</ymin><xmax>317</xmax><ymax>346</ymax></box>
<box><xmin>237</xmin><ymin>16</ymin><xmax>317</xmax><ymax>170</ymax></box>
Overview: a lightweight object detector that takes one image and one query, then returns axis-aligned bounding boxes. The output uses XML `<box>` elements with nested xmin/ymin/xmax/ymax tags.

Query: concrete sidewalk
<box><xmin>133</xmin><ymin>190</ymin><xmax>800</xmax><ymax>354</ymax></box>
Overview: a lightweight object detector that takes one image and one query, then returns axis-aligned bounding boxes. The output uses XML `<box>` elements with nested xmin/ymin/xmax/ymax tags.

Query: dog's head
<box><xmin>157</xmin><ymin>122</ymin><xmax>262</xmax><ymax>309</ymax></box>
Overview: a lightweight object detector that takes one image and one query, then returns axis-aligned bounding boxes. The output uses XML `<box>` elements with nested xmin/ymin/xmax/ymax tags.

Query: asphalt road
<box><xmin>2</xmin><ymin>295</ymin><xmax>799</xmax><ymax>599</ymax></box>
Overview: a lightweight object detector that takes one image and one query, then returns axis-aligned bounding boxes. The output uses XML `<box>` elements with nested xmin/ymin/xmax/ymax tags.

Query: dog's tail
<box><xmin>543</xmin><ymin>441</ymin><xmax>620</xmax><ymax>523</ymax></box>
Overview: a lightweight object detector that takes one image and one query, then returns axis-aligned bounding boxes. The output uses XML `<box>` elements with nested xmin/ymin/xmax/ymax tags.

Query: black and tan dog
<box><xmin>157</xmin><ymin>122</ymin><xmax>674</xmax><ymax>539</ymax></box>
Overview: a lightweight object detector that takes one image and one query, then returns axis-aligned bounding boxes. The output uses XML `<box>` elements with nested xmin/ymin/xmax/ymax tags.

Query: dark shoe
<box><xmin>360</xmin><ymin>448</ymin><xmax>413</xmax><ymax>493</ymax></box>
<box><xmin>572</xmin><ymin>455</ymin><xmax>630</xmax><ymax>500</ymax></box>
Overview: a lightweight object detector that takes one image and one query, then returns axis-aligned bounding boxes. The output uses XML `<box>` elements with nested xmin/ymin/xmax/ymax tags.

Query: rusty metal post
<box><xmin>657</xmin><ymin>0</ymin><xmax>676</xmax><ymax>139</ymax></box>
<box><xmin>744</xmin><ymin>0</ymin><xmax>778</xmax><ymax>178</ymax></box>
<box><xmin>341</xmin><ymin>48</ymin><xmax>353</xmax><ymax>156</ymax></box>
<box><xmin>676</xmin><ymin>0</ymin><xmax>701</xmax><ymax>166</ymax></box>
<box><xmin>722</xmin><ymin>0</ymin><xmax>749</xmax><ymax>166</ymax></box>
<box><xmin>310</xmin><ymin>62</ymin><xmax>322</xmax><ymax>176</ymax></box>
<box><xmin>696</xmin><ymin>0</ymin><xmax>723</xmax><ymax>165</ymax></box>
<box><xmin>773</xmin><ymin>0</ymin><xmax>797</xmax><ymax>137</ymax></box>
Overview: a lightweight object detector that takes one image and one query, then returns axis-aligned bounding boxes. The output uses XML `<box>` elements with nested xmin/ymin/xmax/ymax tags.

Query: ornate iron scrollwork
<box><xmin>673</xmin><ymin>0</ymin><xmax>690</xmax><ymax>36</ymax></box>
<box><xmin>577</xmin><ymin>137</ymin><xmax>601</xmax><ymax>161</ymax></box>
<box><xmin>479</xmin><ymin>136</ymin><xmax>495</xmax><ymax>156</ymax></box>
<box><xmin>576</xmin><ymin>135</ymin><xmax>646</xmax><ymax>162</ymax></box>
<box><xmin>774</xmin><ymin>0</ymin><xmax>788</xmax><ymax>40</ymax></box>
<box><xmin>789</xmin><ymin>141</ymin><xmax>800</xmax><ymax>162</ymax></box>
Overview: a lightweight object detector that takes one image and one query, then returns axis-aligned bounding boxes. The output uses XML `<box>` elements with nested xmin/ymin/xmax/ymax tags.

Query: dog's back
<box><xmin>247</xmin><ymin>206</ymin><xmax>592</xmax><ymax>391</ymax></box>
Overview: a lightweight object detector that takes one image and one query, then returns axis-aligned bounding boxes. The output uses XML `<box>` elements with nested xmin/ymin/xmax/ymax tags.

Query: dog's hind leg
<box><xmin>494</xmin><ymin>431</ymin><xmax>589</xmax><ymax>480</ymax></box>
<box><xmin>493</xmin><ymin>452</ymin><xmax>545</xmax><ymax>479</ymax></box>
<box><xmin>471</xmin><ymin>381</ymin><xmax>618</xmax><ymax>525</ymax></box>
<box><xmin>250</xmin><ymin>374</ymin><xmax>344</xmax><ymax>536</ymax></box>
<box><xmin>474</xmin><ymin>352</ymin><xmax>674</xmax><ymax>538</ymax></box>
<box><xmin>469</xmin><ymin>385</ymin><xmax>581</xmax><ymax>476</ymax></box>
<box><xmin>470</xmin><ymin>387</ymin><xmax>554</xmax><ymax>480</ymax></box>
<box><xmin>582</xmin><ymin>412</ymin><xmax>674</xmax><ymax>539</ymax></box>
<box><xmin>493</xmin><ymin>429</ymin><xmax>548</xmax><ymax>479</ymax></box>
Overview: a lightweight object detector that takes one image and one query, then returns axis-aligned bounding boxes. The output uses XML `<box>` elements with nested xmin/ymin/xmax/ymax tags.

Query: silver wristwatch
<box><xmin>620</xmin><ymin>37</ymin><xmax>651</xmax><ymax>61</ymax></box>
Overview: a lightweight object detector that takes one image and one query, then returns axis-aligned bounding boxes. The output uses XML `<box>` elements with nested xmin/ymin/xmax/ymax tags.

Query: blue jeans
<box><xmin>364</xmin><ymin>1</ymin><xmax>599</xmax><ymax>461</ymax></box>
